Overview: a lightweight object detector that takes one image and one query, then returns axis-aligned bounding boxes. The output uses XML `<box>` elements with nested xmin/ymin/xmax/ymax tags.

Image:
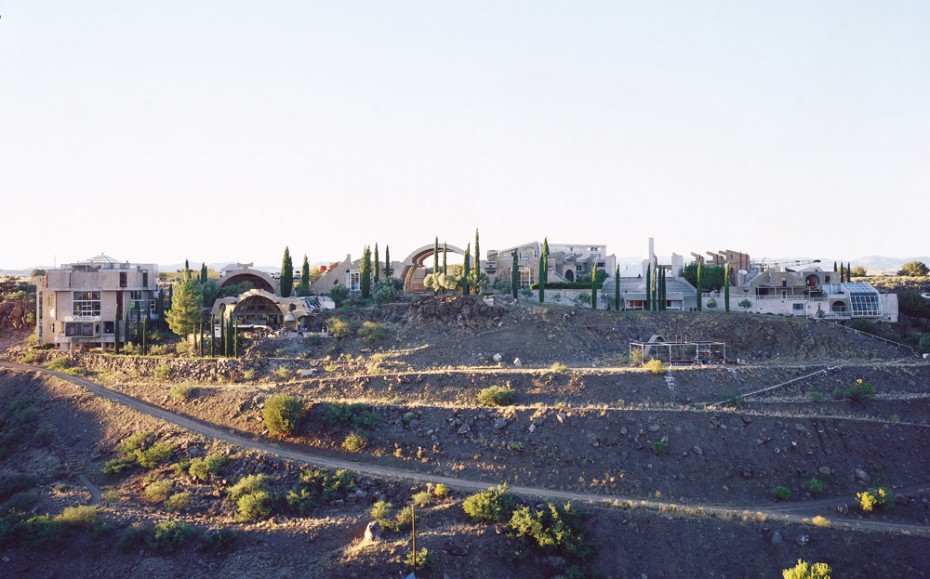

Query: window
<box><xmin>104</xmin><ymin>321</ymin><xmax>114</xmax><ymax>334</ymax></box>
<box><xmin>792</xmin><ymin>303</ymin><xmax>804</xmax><ymax>312</ymax></box>
<box><xmin>72</xmin><ymin>291</ymin><xmax>101</xmax><ymax>317</ymax></box>
<box><xmin>349</xmin><ymin>272</ymin><xmax>361</xmax><ymax>292</ymax></box>
<box><xmin>120</xmin><ymin>272</ymin><xmax>127</xmax><ymax>288</ymax></box>
<box><xmin>519</xmin><ymin>268</ymin><xmax>532</xmax><ymax>289</ymax></box>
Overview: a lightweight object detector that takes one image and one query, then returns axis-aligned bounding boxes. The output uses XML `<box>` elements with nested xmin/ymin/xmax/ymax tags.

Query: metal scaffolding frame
<box><xmin>630</xmin><ymin>338</ymin><xmax>726</xmax><ymax>366</ymax></box>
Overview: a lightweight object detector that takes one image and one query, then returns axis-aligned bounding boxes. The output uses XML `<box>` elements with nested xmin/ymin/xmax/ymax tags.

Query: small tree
<box><xmin>614</xmin><ymin>265</ymin><xmax>621</xmax><ymax>310</ymax></box>
<box><xmin>739</xmin><ymin>298</ymin><xmax>752</xmax><ymax>311</ymax></box>
<box><xmin>724</xmin><ymin>266</ymin><xmax>731</xmax><ymax>312</ymax></box>
<box><xmin>263</xmin><ymin>394</ymin><xmax>305</xmax><ymax>438</ymax></box>
<box><xmin>166</xmin><ymin>276</ymin><xmax>203</xmax><ymax>339</ymax></box>
<box><xmin>645</xmin><ymin>264</ymin><xmax>651</xmax><ymax>311</ymax></box>
<box><xmin>298</xmin><ymin>255</ymin><xmax>310</xmax><ymax>296</ymax></box>
<box><xmin>511</xmin><ymin>250</ymin><xmax>519</xmax><ymax>299</ymax></box>
<box><xmin>360</xmin><ymin>245</ymin><xmax>372</xmax><ymax>299</ymax></box>
<box><xmin>898</xmin><ymin>261</ymin><xmax>928</xmax><ymax>277</ymax></box>
<box><xmin>590</xmin><ymin>263</ymin><xmax>598</xmax><ymax>309</ymax></box>
<box><xmin>462</xmin><ymin>243</ymin><xmax>471</xmax><ymax>295</ymax></box>
<box><xmin>696</xmin><ymin>261</ymin><xmax>703</xmax><ymax>311</ymax></box>
<box><xmin>280</xmin><ymin>247</ymin><xmax>294</xmax><ymax>298</ymax></box>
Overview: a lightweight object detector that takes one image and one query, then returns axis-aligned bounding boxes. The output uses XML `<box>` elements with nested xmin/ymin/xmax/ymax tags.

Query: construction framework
<box><xmin>630</xmin><ymin>337</ymin><xmax>726</xmax><ymax>366</ymax></box>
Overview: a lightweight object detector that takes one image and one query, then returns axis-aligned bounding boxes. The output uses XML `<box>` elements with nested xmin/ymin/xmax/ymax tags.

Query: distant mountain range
<box><xmin>2</xmin><ymin>256</ymin><xmax>927</xmax><ymax>277</ymax></box>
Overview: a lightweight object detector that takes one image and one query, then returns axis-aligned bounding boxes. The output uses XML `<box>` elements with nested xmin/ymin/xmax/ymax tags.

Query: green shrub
<box><xmin>477</xmin><ymin>385</ymin><xmax>516</xmax><ymax>407</ymax></box>
<box><xmin>228</xmin><ymin>474</ymin><xmax>267</xmax><ymax>500</ymax></box>
<box><xmin>165</xmin><ymin>492</ymin><xmax>193</xmax><ymax>512</ymax></box>
<box><xmin>286</xmin><ymin>468</ymin><xmax>354</xmax><ymax>514</ymax></box>
<box><xmin>101</xmin><ymin>458</ymin><xmax>136</xmax><ymax>475</ymax></box>
<box><xmin>651</xmin><ymin>441</ymin><xmax>668</xmax><ymax>456</ymax></box>
<box><xmin>272</xmin><ymin>366</ymin><xmax>293</xmax><ymax>381</ymax></box>
<box><xmin>549</xmin><ymin>362</ymin><xmax>568</xmax><ymax>373</ymax></box>
<box><xmin>782</xmin><ymin>559</ymin><xmax>832</xmax><ymax>579</ymax></box>
<box><xmin>262</xmin><ymin>394</ymin><xmax>306</xmax><ymax>437</ymax></box>
<box><xmin>168</xmin><ymin>384</ymin><xmax>193</xmax><ymax>401</ymax></box>
<box><xmin>154</xmin><ymin>364</ymin><xmax>171</xmax><ymax>381</ymax></box>
<box><xmin>116</xmin><ymin>522</ymin><xmax>148</xmax><ymax>553</ymax></box>
<box><xmin>134</xmin><ymin>442</ymin><xmax>175</xmax><ymax>468</ymax></box>
<box><xmin>394</xmin><ymin>505</ymin><xmax>415</xmax><ymax>530</ymax></box>
<box><xmin>404</xmin><ymin>547</ymin><xmax>434</xmax><ymax>570</ymax></box>
<box><xmin>54</xmin><ymin>505</ymin><xmax>98</xmax><ymax>527</ymax></box>
<box><xmin>326</xmin><ymin>317</ymin><xmax>350</xmax><ymax>339</ymax></box>
<box><xmin>462</xmin><ymin>485</ymin><xmax>516</xmax><ymax>523</ymax></box>
<box><xmin>358</xmin><ymin>321</ymin><xmax>386</xmax><ymax>344</ymax></box>
<box><xmin>645</xmin><ymin>359</ymin><xmax>666</xmax><ymax>375</ymax></box>
<box><xmin>102</xmin><ymin>433</ymin><xmax>173</xmax><ymax>474</ymax></box>
<box><xmin>149</xmin><ymin>520</ymin><xmax>196</xmax><ymax>553</ymax></box>
<box><xmin>242</xmin><ymin>368</ymin><xmax>257</xmax><ymax>381</ymax></box>
<box><xmin>770</xmin><ymin>486</ymin><xmax>792</xmax><ymax>501</ymax></box>
<box><xmin>201</xmin><ymin>526</ymin><xmax>238</xmax><ymax>551</ymax></box>
<box><xmin>342</xmin><ymin>432</ymin><xmax>368</xmax><ymax>453</ymax></box>
<box><xmin>433</xmin><ymin>483</ymin><xmax>450</xmax><ymax>498</ymax></box>
<box><xmin>412</xmin><ymin>491</ymin><xmax>433</xmax><ymax>508</ymax></box>
<box><xmin>3</xmin><ymin>491</ymin><xmax>38</xmax><ymax>513</ymax></box>
<box><xmin>508</xmin><ymin>502</ymin><xmax>595</xmax><ymax>561</ymax></box>
<box><xmin>13</xmin><ymin>514</ymin><xmax>64</xmax><ymax>548</ymax></box>
<box><xmin>857</xmin><ymin>487</ymin><xmax>894</xmax><ymax>513</ymax></box>
<box><xmin>229</xmin><ymin>474</ymin><xmax>271</xmax><ymax>522</ymax></box>
<box><xmin>318</xmin><ymin>402</ymin><xmax>380</xmax><ymax>429</ymax></box>
<box><xmin>188</xmin><ymin>454</ymin><xmax>225</xmax><ymax>482</ymax></box>
<box><xmin>804</xmin><ymin>477</ymin><xmax>826</xmax><ymax>497</ymax></box>
<box><xmin>845</xmin><ymin>379</ymin><xmax>875</xmax><ymax>402</ymax></box>
<box><xmin>143</xmin><ymin>481</ymin><xmax>171</xmax><ymax>503</ymax></box>
<box><xmin>45</xmin><ymin>357</ymin><xmax>70</xmax><ymax>372</ymax></box>
<box><xmin>809</xmin><ymin>391</ymin><xmax>824</xmax><ymax>402</ymax></box>
<box><xmin>370</xmin><ymin>501</ymin><xmax>393</xmax><ymax>522</ymax></box>
<box><xmin>329</xmin><ymin>286</ymin><xmax>350</xmax><ymax>307</ymax></box>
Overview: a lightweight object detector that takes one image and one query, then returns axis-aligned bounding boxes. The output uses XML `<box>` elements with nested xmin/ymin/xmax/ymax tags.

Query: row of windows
<box><xmin>73</xmin><ymin>291</ymin><xmax>101</xmax><ymax>317</ymax></box>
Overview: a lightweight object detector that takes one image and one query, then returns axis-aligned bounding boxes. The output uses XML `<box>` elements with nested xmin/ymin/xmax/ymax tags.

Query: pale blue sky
<box><xmin>1</xmin><ymin>1</ymin><xmax>928</xmax><ymax>269</ymax></box>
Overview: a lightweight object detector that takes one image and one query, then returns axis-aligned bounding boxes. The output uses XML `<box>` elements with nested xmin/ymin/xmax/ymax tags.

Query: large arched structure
<box><xmin>219</xmin><ymin>263</ymin><xmax>278</xmax><ymax>295</ymax></box>
<box><xmin>400</xmin><ymin>243</ymin><xmax>467</xmax><ymax>294</ymax></box>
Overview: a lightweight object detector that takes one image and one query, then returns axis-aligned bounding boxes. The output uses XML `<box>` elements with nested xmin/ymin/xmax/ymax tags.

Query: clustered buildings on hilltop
<box><xmin>35</xmin><ymin>238</ymin><xmax>897</xmax><ymax>352</ymax></box>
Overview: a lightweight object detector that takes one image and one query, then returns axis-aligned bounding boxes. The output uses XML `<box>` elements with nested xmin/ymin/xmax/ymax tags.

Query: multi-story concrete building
<box><xmin>36</xmin><ymin>254</ymin><xmax>159</xmax><ymax>351</ymax></box>
<box><xmin>486</xmin><ymin>242</ymin><xmax>615</xmax><ymax>288</ymax></box>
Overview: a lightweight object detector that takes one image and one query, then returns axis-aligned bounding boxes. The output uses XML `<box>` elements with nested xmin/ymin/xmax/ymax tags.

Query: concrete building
<box><xmin>36</xmin><ymin>254</ymin><xmax>159</xmax><ymax>351</ymax></box>
<box><xmin>312</xmin><ymin>254</ymin><xmax>404</xmax><ymax>295</ymax></box>
<box><xmin>210</xmin><ymin>289</ymin><xmax>323</xmax><ymax>332</ymax></box>
<box><xmin>486</xmin><ymin>242</ymin><xmax>616</xmax><ymax>288</ymax></box>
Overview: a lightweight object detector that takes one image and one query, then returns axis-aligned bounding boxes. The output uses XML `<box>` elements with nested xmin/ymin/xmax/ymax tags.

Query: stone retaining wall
<box><xmin>74</xmin><ymin>353</ymin><xmax>311</xmax><ymax>382</ymax></box>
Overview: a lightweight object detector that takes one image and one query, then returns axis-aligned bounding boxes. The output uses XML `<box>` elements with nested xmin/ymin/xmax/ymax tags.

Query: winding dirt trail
<box><xmin>4</xmin><ymin>360</ymin><xmax>929</xmax><ymax>538</ymax></box>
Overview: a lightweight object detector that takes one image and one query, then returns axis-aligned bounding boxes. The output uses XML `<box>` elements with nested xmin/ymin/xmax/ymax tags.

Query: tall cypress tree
<box><xmin>200</xmin><ymin>263</ymin><xmax>208</xmax><ymax>284</ymax></box>
<box><xmin>142</xmin><ymin>316</ymin><xmax>148</xmax><ymax>355</ymax></box>
<box><xmin>184</xmin><ymin>259</ymin><xmax>191</xmax><ymax>280</ymax></box>
<box><xmin>442</xmin><ymin>242</ymin><xmax>448</xmax><ymax>275</ymax></box>
<box><xmin>233</xmin><ymin>318</ymin><xmax>239</xmax><ymax>358</ymax></box>
<box><xmin>360</xmin><ymin>245</ymin><xmax>372</xmax><ymax>299</ymax></box>
<box><xmin>384</xmin><ymin>246</ymin><xmax>392</xmax><ymax>278</ymax></box>
<box><xmin>696</xmin><ymin>261</ymin><xmax>703</xmax><ymax>311</ymax></box>
<box><xmin>462</xmin><ymin>243</ymin><xmax>471</xmax><ymax>295</ymax></box>
<box><xmin>156</xmin><ymin>289</ymin><xmax>165</xmax><ymax>331</ymax></box>
<box><xmin>614</xmin><ymin>265</ymin><xmax>621</xmax><ymax>311</ymax></box>
<box><xmin>298</xmin><ymin>255</ymin><xmax>310</xmax><ymax>296</ymax></box>
<box><xmin>373</xmin><ymin>244</ymin><xmax>380</xmax><ymax>283</ymax></box>
<box><xmin>839</xmin><ymin>262</ymin><xmax>845</xmax><ymax>283</ymax></box>
<box><xmin>661</xmin><ymin>268</ymin><xmax>667</xmax><ymax>311</ymax></box>
<box><xmin>511</xmin><ymin>249</ymin><xmax>519</xmax><ymax>299</ymax></box>
<box><xmin>473</xmin><ymin>229</ymin><xmax>481</xmax><ymax>294</ymax></box>
<box><xmin>645</xmin><ymin>264</ymin><xmax>651</xmax><ymax>311</ymax></box>
<box><xmin>591</xmin><ymin>263</ymin><xmax>598</xmax><ymax>309</ymax></box>
<box><xmin>198</xmin><ymin>319</ymin><xmax>204</xmax><ymax>357</ymax></box>
<box><xmin>724</xmin><ymin>267</ymin><xmax>731</xmax><ymax>312</ymax></box>
<box><xmin>209</xmin><ymin>314</ymin><xmax>216</xmax><ymax>357</ymax></box>
<box><xmin>114</xmin><ymin>315</ymin><xmax>120</xmax><ymax>354</ymax></box>
<box><xmin>280</xmin><ymin>247</ymin><xmax>294</xmax><ymax>297</ymax></box>
<box><xmin>220</xmin><ymin>314</ymin><xmax>226</xmax><ymax>357</ymax></box>
<box><xmin>542</xmin><ymin>238</ymin><xmax>549</xmax><ymax>288</ymax></box>
<box><xmin>538</xmin><ymin>250</ymin><xmax>545</xmax><ymax>303</ymax></box>
<box><xmin>846</xmin><ymin>262</ymin><xmax>851</xmax><ymax>282</ymax></box>
<box><xmin>833</xmin><ymin>261</ymin><xmax>838</xmax><ymax>272</ymax></box>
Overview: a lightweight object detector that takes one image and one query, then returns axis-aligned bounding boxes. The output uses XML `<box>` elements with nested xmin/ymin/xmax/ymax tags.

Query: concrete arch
<box><xmin>220</xmin><ymin>266</ymin><xmax>278</xmax><ymax>295</ymax></box>
<box><xmin>400</xmin><ymin>243</ymin><xmax>467</xmax><ymax>294</ymax></box>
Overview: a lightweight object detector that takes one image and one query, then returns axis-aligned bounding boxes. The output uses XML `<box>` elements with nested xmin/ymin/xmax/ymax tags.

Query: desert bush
<box><xmin>164</xmin><ymin>492</ymin><xmax>193</xmax><ymax>512</ymax></box>
<box><xmin>549</xmin><ymin>362</ymin><xmax>568</xmax><ymax>373</ymax></box>
<box><xmin>201</xmin><ymin>526</ymin><xmax>239</xmax><ymax>552</ymax></box>
<box><xmin>342</xmin><ymin>432</ymin><xmax>368</xmax><ymax>453</ymax></box>
<box><xmin>154</xmin><ymin>364</ymin><xmax>171</xmax><ymax>381</ymax></box>
<box><xmin>477</xmin><ymin>385</ymin><xmax>516</xmax><ymax>407</ymax></box>
<box><xmin>358</xmin><ymin>321</ymin><xmax>387</xmax><ymax>344</ymax></box>
<box><xmin>811</xmin><ymin>515</ymin><xmax>830</xmax><ymax>528</ymax></box>
<box><xmin>645</xmin><ymin>359</ymin><xmax>666</xmax><ymax>375</ymax></box>
<box><xmin>629</xmin><ymin>349</ymin><xmax>644</xmax><ymax>366</ymax></box>
<box><xmin>326</xmin><ymin>317</ymin><xmax>350</xmax><ymax>339</ymax></box>
<box><xmin>833</xmin><ymin>378</ymin><xmax>875</xmax><ymax>402</ymax></box>
<box><xmin>404</xmin><ymin>547</ymin><xmax>434</xmax><ymax>570</ymax></box>
<box><xmin>143</xmin><ymin>481</ymin><xmax>172</xmax><ymax>503</ymax></box>
<box><xmin>412</xmin><ymin>491</ymin><xmax>433</xmax><ymax>508</ymax></box>
<box><xmin>651</xmin><ymin>441</ymin><xmax>668</xmax><ymax>456</ymax></box>
<box><xmin>168</xmin><ymin>384</ymin><xmax>192</xmax><ymax>401</ymax></box>
<box><xmin>262</xmin><ymin>394</ymin><xmax>305</xmax><ymax>437</ymax></box>
<box><xmin>318</xmin><ymin>402</ymin><xmax>380</xmax><ymax>429</ymax></box>
<box><xmin>116</xmin><ymin>522</ymin><xmax>149</xmax><ymax>553</ymax></box>
<box><xmin>188</xmin><ymin>454</ymin><xmax>225</xmax><ymax>482</ymax></box>
<box><xmin>102</xmin><ymin>433</ymin><xmax>174</xmax><ymax>474</ymax></box>
<box><xmin>508</xmin><ymin>502</ymin><xmax>595</xmax><ymax>561</ymax></box>
<box><xmin>433</xmin><ymin>483</ymin><xmax>450</xmax><ymax>498</ymax></box>
<box><xmin>55</xmin><ymin>505</ymin><xmax>98</xmax><ymax>527</ymax></box>
<box><xmin>45</xmin><ymin>357</ymin><xmax>70</xmax><ymax>372</ymax></box>
<box><xmin>2</xmin><ymin>491</ymin><xmax>38</xmax><ymax>513</ymax></box>
<box><xmin>329</xmin><ymin>286</ymin><xmax>350</xmax><ymax>307</ymax></box>
<box><xmin>12</xmin><ymin>514</ymin><xmax>64</xmax><ymax>548</ymax></box>
<box><xmin>804</xmin><ymin>477</ymin><xmax>826</xmax><ymax>497</ymax></box>
<box><xmin>135</xmin><ymin>442</ymin><xmax>175</xmax><ymax>468</ymax></box>
<box><xmin>242</xmin><ymin>368</ymin><xmax>257</xmax><ymax>381</ymax></box>
<box><xmin>228</xmin><ymin>474</ymin><xmax>266</xmax><ymax>500</ymax></box>
<box><xmin>782</xmin><ymin>559</ymin><xmax>832</xmax><ymax>579</ymax></box>
<box><xmin>286</xmin><ymin>468</ymin><xmax>354</xmax><ymax>514</ymax></box>
<box><xmin>462</xmin><ymin>485</ymin><xmax>516</xmax><ymax>523</ymax></box>
<box><xmin>149</xmin><ymin>520</ymin><xmax>196</xmax><ymax>553</ymax></box>
<box><xmin>770</xmin><ymin>486</ymin><xmax>791</xmax><ymax>501</ymax></box>
<box><xmin>370</xmin><ymin>501</ymin><xmax>393</xmax><ymax>522</ymax></box>
<box><xmin>809</xmin><ymin>391</ymin><xmax>824</xmax><ymax>402</ymax></box>
<box><xmin>228</xmin><ymin>475</ymin><xmax>272</xmax><ymax>521</ymax></box>
<box><xmin>857</xmin><ymin>487</ymin><xmax>894</xmax><ymax>513</ymax></box>
<box><xmin>271</xmin><ymin>366</ymin><xmax>293</xmax><ymax>381</ymax></box>
<box><xmin>149</xmin><ymin>344</ymin><xmax>169</xmax><ymax>355</ymax></box>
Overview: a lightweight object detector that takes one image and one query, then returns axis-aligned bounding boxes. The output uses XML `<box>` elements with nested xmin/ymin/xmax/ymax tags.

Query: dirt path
<box><xmin>4</xmin><ymin>360</ymin><xmax>929</xmax><ymax>538</ymax></box>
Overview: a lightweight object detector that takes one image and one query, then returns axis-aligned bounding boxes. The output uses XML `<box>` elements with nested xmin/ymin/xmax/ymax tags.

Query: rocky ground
<box><xmin>1</xmin><ymin>296</ymin><xmax>929</xmax><ymax>577</ymax></box>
